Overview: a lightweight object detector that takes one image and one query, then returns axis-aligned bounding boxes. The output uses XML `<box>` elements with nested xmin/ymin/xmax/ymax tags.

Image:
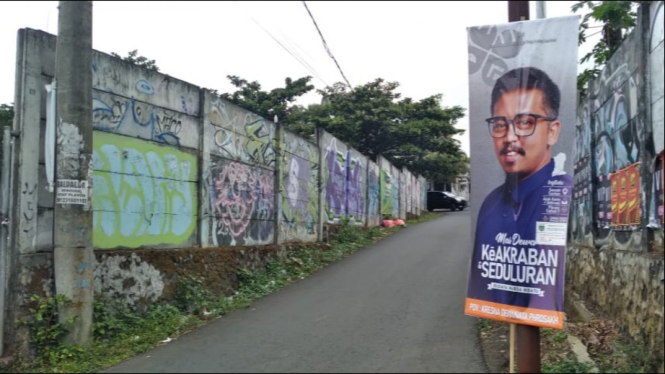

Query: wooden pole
<box><xmin>507</xmin><ymin>3</ymin><xmax>542</xmax><ymax>372</ymax></box>
<box><xmin>509</xmin><ymin>323</ymin><xmax>516</xmax><ymax>373</ymax></box>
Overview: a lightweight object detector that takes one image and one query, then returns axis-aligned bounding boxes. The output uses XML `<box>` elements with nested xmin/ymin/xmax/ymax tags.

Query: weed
<box><xmin>478</xmin><ymin>318</ymin><xmax>492</xmax><ymax>331</ymax></box>
<box><xmin>175</xmin><ymin>275</ymin><xmax>213</xmax><ymax>315</ymax></box>
<box><xmin>24</xmin><ymin>294</ymin><xmax>85</xmax><ymax>366</ymax></box>
<box><xmin>543</xmin><ymin>358</ymin><xmax>594</xmax><ymax>373</ymax></box>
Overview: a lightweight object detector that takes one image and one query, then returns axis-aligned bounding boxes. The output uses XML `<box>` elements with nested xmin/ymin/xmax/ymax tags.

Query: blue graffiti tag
<box><xmin>135</xmin><ymin>79</ymin><xmax>155</xmax><ymax>95</ymax></box>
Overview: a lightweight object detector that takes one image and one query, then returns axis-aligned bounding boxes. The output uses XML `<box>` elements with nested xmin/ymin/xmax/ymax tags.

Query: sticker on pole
<box><xmin>56</xmin><ymin>179</ymin><xmax>88</xmax><ymax>205</ymax></box>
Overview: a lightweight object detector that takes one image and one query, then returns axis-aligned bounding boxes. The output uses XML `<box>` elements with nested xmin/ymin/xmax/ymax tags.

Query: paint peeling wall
<box><xmin>201</xmin><ymin>97</ymin><xmax>276</xmax><ymax>247</ymax></box>
<box><xmin>278</xmin><ymin>129</ymin><xmax>319</xmax><ymax>242</ymax></box>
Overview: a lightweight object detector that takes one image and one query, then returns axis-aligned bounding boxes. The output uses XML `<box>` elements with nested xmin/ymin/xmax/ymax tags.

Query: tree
<box><xmin>290</xmin><ymin>79</ymin><xmax>468</xmax><ymax>183</ymax></box>
<box><xmin>218</xmin><ymin>75</ymin><xmax>315</xmax><ymax>126</ymax></box>
<box><xmin>110</xmin><ymin>50</ymin><xmax>160</xmax><ymax>72</ymax></box>
<box><xmin>572</xmin><ymin>1</ymin><xmax>638</xmax><ymax>98</ymax></box>
<box><xmin>0</xmin><ymin>103</ymin><xmax>14</xmax><ymax>128</ymax></box>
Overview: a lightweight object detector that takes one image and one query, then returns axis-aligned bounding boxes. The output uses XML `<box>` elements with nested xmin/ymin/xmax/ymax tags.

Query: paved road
<box><xmin>105</xmin><ymin>211</ymin><xmax>486</xmax><ymax>373</ymax></box>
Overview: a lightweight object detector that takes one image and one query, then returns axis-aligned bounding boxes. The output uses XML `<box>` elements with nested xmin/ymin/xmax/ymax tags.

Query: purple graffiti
<box><xmin>346</xmin><ymin>156</ymin><xmax>364</xmax><ymax>219</ymax></box>
<box><xmin>326</xmin><ymin>139</ymin><xmax>346</xmax><ymax>218</ymax></box>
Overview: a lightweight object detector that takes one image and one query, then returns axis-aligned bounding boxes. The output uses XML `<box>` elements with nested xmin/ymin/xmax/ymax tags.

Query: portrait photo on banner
<box><xmin>464</xmin><ymin>15</ymin><xmax>579</xmax><ymax>329</ymax></box>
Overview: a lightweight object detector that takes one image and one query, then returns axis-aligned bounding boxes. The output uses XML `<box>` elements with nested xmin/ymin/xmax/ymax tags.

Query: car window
<box><xmin>443</xmin><ymin>192</ymin><xmax>456</xmax><ymax>198</ymax></box>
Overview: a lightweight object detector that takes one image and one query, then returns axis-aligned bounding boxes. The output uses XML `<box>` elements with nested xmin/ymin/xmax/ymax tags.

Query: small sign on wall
<box><xmin>56</xmin><ymin>179</ymin><xmax>88</xmax><ymax>205</ymax></box>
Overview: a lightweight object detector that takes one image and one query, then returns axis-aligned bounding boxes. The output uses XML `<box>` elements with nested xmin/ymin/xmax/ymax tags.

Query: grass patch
<box><xmin>9</xmin><ymin>213</ymin><xmax>441</xmax><ymax>373</ymax></box>
<box><xmin>542</xmin><ymin>358</ymin><xmax>594</xmax><ymax>373</ymax></box>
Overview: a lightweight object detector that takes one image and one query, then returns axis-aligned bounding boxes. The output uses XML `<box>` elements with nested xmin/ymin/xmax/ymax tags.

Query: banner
<box><xmin>610</xmin><ymin>163</ymin><xmax>641</xmax><ymax>228</ymax></box>
<box><xmin>465</xmin><ymin>16</ymin><xmax>579</xmax><ymax>329</ymax></box>
<box><xmin>611</xmin><ymin>173</ymin><xmax>619</xmax><ymax>227</ymax></box>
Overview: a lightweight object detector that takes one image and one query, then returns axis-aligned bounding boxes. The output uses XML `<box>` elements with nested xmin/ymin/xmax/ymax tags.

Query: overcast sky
<box><xmin>0</xmin><ymin>1</ymin><xmax>601</xmax><ymax>155</ymax></box>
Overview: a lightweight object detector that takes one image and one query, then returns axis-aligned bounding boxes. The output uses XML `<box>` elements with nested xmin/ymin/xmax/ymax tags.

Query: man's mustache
<box><xmin>500</xmin><ymin>145</ymin><xmax>526</xmax><ymax>156</ymax></box>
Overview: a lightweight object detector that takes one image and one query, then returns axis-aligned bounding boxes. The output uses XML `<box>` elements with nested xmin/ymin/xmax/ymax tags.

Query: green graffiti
<box><xmin>92</xmin><ymin>132</ymin><xmax>197</xmax><ymax>249</ymax></box>
<box><xmin>380</xmin><ymin>169</ymin><xmax>393</xmax><ymax>216</ymax></box>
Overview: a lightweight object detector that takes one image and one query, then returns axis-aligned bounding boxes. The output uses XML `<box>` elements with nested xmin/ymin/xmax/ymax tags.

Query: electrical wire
<box><xmin>301</xmin><ymin>1</ymin><xmax>353</xmax><ymax>90</ymax></box>
<box><xmin>232</xmin><ymin>1</ymin><xmax>330</xmax><ymax>87</ymax></box>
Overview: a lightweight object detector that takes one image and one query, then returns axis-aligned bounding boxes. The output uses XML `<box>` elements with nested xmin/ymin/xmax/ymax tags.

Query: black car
<box><xmin>427</xmin><ymin>191</ymin><xmax>467</xmax><ymax>212</ymax></box>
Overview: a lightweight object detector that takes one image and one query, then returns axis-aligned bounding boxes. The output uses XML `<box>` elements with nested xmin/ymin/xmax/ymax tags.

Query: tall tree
<box><xmin>218</xmin><ymin>75</ymin><xmax>315</xmax><ymax>126</ymax></box>
<box><xmin>290</xmin><ymin>79</ymin><xmax>468</xmax><ymax>183</ymax></box>
<box><xmin>573</xmin><ymin>1</ymin><xmax>638</xmax><ymax>98</ymax></box>
<box><xmin>0</xmin><ymin>103</ymin><xmax>13</xmax><ymax>128</ymax></box>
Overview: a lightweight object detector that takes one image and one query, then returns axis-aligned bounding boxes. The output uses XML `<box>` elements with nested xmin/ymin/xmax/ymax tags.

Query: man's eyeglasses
<box><xmin>485</xmin><ymin>113</ymin><xmax>556</xmax><ymax>138</ymax></box>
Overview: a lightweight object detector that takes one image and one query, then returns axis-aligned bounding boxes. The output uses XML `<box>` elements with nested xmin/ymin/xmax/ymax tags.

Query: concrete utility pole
<box><xmin>506</xmin><ymin>3</ymin><xmax>542</xmax><ymax>372</ymax></box>
<box><xmin>53</xmin><ymin>0</ymin><xmax>94</xmax><ymax>346</ymax></box>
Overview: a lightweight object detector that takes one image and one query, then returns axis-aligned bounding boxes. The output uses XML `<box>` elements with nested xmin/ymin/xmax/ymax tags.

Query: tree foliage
<box><xmin>110</xmin><ymin>50</ymin><xmax>160</xmax><ymax>72</ymax></box>
<box><xmin>0</xmin><ymin>103</ymin><xmax>14</xmax><ymax>128</ymax></box>
<box><xmin>221</xmin><ymin>76</ymin><xmax>468</xmax><ymax>184</ymax></box>
<box><xmin>572</xmin><ymin>1</ymin><xmax>638</xmax><ymax>98</ymax></box>
<box><xmin>217</xmin><ymin>75</ymin><xmax>314</xmax><ymax>126</ymax></box>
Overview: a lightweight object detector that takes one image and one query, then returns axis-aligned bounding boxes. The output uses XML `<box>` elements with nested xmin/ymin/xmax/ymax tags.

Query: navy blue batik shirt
<box><xmin>467</xmin><ymin>158</ymin><xmax>572</xmax><ymax>312</ymax></box>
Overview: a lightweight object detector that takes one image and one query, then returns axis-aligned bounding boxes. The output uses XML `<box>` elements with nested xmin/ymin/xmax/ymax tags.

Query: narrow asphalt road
<box><xmin>105</xmin><ymin>211</ymin><xmax>487</xmax><ymax>373</ymax></box>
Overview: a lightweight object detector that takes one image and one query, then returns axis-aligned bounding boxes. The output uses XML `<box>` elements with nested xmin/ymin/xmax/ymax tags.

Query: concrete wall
<box><xmin>5</xmin><ymin>27</ymin><xmax>428</xmax><ymax>355</ymax></box>
<box><xmin>91</xmin><ymin>51</ymin><xmax>201</xmax><ymax>249</ymax></box>
<box><xmin>279</xmin><ymin>128</ymin><xmax>320</xmax><ymax>242</ymax></box>
<box><xmin>391</xmin><ymin>164</ymin><xmax>400</xmax><ymax>219</ymax></box>
<box><xmin>367</xmin><ymin>160</ymin><xmax>381</xmax><ymax>226</ymax></box>
<box><xmin>202</xmin><ymin>97</ymin><xmax>277</xmax><ymax>247</ymax></box>
<box><xmin>568</xmin><ymin>3</ymin><xmax>664</xmax><ymax>369</ymax></box>
<box><xmin>378</xmin><ymin>156</ymin><xmax>393</xmax><ymax>218</ymax></box>
<box><xmin>320</xmin><ymin>130</ymin><xmax>348</xmax><ymax>224</ymax></box>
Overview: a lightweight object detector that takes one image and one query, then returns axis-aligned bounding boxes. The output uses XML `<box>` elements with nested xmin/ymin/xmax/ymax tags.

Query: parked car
<box><xmin>427</xmin><ymin>191</ymin><xmax>467</xmax><ymax>212</ymax></box>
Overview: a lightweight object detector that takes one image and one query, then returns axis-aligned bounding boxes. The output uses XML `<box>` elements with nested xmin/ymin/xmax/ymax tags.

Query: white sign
<box><xmin>535</xmin><ymin>221</ymin><xmax>567</xmax><ymax>246</ymax></box>
<box><xmin>56</xmin><ymin>179</ymin><xmax>88</xmax><ymax>205</ymax></box>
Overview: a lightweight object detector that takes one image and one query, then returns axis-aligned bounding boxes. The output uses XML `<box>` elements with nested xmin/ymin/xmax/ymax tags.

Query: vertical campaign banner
<box><xmin>627</xmin><ymin>163</ymin><xmax>641</xmax><ymax>226</ymax></box>
<box><xmin>618</xmin><ymin>169</ymin><xmax>628</xmax><ymax>227</ymax></box>
<box><xmin>611</xmin><ymin>173</ymin><xmax>619</xmax><ymax>227</ymax></box>
<box><xmin>465</xmin><ymin>16</ymin><xmax>578</xmax><ymax>329</ymax></box>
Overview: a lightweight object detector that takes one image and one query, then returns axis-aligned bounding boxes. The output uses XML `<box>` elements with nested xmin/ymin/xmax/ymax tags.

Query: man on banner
<box><xmin>466</xmin><ymin>67</ymin><xmax>572</xmax><ymax>326</ymax></box>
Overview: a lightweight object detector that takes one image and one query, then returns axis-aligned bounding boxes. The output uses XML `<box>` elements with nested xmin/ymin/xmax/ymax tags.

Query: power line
<box><xmin>232</xmin><ymin>1</ymin><xmax>330</xmax><ymax>87</ymax></box>
<box><xmin>301</xmin><ymin>1</ymin><xmax>353</xmax><ymax>90</ymax></box>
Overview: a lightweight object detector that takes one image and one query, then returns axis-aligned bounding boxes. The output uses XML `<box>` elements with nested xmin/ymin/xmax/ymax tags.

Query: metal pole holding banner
<box><xmin>507</xmin><ymin>2</ymin><xmax>542</xmax><ymax>373</ymax></box>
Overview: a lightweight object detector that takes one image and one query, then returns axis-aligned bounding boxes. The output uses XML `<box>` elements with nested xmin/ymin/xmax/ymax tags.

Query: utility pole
<box><xmin>53</xmin><ymin>0</ymin><xmax>94</xmax><ymax>346</ymax></box>
<box><xmin>506</xmin><ymin>2</ymin><xmax>542</xmax><ymax>372</ymax></box>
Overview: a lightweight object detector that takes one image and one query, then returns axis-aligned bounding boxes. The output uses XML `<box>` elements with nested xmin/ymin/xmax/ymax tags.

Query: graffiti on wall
<box><xmin>421</xmin><ymin>177</ymin><xmax>427</xmax><ymax>213</ymax></box>
<box><xmin>654</xmin><ymin>153</ymin><xmax>664</xmax><ymax>226</ymax></box>
<box><xmin>346</xmin><ymin>152</ymin><xmax>366</xmax><ymax>224</ymax></box>
<box><xmin>210</xmin><ymin>99</ymin><xmax>276</xmax><ymax>168</ymax></box>
<box><xmin>392</xmin><ymin>166</ymin><xmax>400</xmax><ymax>218</ymax></box>
<box><xmin>571</xmin><ymin>156</ymin><xmax>593</xmax><ymax>241</ymax></box>
<box><xmin>324</xmin><ymin>137</ymin><xmax>347</xmax><ymax>223</ymax></box>
<box><xmin>205</xmin><ymin>157</ymin><xmax>275</xmax><ymax>246</ymax></box>
<box><xmin>367</xmin><ymin>162</ymin><xmax>381</xmax><ymax>226</ymax></box>
<box><xmin>93</xmin><ymin>93</ymin><xmax>195</xmax><ymax>148</ymax></box>
<box><xmin>280</xmin><ymin>132</ymin><xmax>319</xmax><ymax>242</ymax></box>
<box><xmin>92</xmin><ymin>132</ymin><xmax>197</xmax><ymax>249</ymax></box>
<box><xmin>380</xmin><ymin>167</ymin><xmax>393</xmax><ymax>217</ymax></box>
